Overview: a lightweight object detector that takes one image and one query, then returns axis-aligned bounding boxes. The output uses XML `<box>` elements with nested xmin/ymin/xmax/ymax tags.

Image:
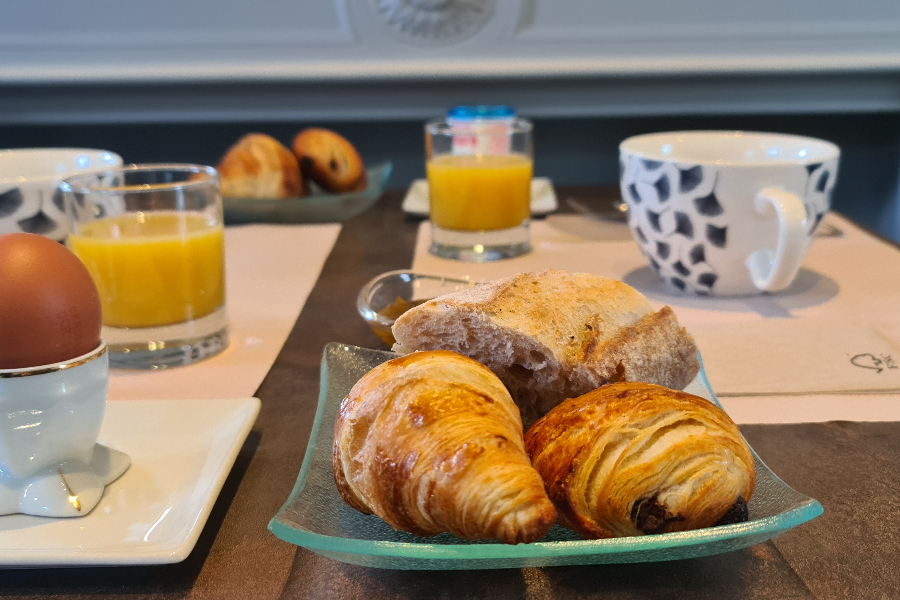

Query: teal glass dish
<box><xmin>268</xmin><ymin>343</ymin><xmax>823</xmax><ymax>570</ymax></box>
<box><xmin>223</xmin><ymin>162</ymin><xmax>391</xmax><ymax>224</ymax></box>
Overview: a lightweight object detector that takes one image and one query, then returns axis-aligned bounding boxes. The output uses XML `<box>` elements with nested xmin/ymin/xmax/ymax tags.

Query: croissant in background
<box><xmin>333</xmin><ymin>350</ymin><xmax>556</xmax><ymax>544</ymax></box>
<box><xmin>525</xmin><ymin>382</ymin><xmax>756</xmax><ymax>539</ymax></box>
<box><xmin>216</xmin><ymin>133</ymin><xmax>305</xmax><ymax>199</ymax></box>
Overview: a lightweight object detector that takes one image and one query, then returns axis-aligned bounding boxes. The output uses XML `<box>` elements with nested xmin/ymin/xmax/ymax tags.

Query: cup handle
<box><xmin>745</xmin><ymin>187</ymin><xmax>808</xmax><ymax>293</ymax></box>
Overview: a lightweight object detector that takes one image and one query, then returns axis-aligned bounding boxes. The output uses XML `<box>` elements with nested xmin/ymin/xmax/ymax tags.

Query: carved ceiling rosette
<box><xmin>371</xmin><ymin>0</ymin><xmax>496</xmax><ymax>44</ymax></box>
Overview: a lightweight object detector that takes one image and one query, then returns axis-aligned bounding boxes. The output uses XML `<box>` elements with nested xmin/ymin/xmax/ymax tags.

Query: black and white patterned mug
<box><xmin>0</xmin><ymin>149</ymin><xmax>122</xmax><ymax>241</ymax></box>
<box><xmin>619</xmin><ymin>131</ymin><xmax>839</xmax><ymax>296</ymax></box>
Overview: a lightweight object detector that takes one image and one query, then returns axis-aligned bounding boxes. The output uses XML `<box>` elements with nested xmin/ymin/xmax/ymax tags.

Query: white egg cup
<box><xmin>0</xmin><ymin>341</ymin><xmax>130</xmax><ymax>517</ymax></box>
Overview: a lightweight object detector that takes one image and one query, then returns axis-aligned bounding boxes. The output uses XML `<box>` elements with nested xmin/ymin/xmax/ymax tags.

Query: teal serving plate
<box><xmin>269</xmin><ymin>343</ymin><xmax>822</xmax><ymax>570</ymax></box>
<box><xmin>223</xmin><ymin>163</ymin><xmax>391</xmax><ymax>224</ymax></box>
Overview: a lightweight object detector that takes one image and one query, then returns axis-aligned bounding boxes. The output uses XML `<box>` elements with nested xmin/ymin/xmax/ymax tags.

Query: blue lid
<box><xmin>447</xmin><ymin>105</ymin><xmax>516</xmax><ymax>120</ymax></box>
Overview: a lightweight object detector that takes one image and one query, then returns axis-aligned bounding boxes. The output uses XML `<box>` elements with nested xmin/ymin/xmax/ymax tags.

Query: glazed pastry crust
<box><xmin>292</xmin><ymin>128</ymin><xmax>367</xmax><ymax>193</ymax></box>
<box><xmin>217</xmin><ymin>133</ymin><xmax>304</xmax><ymax>199</ymax></box>
<box><xmin>333</xmin><ymin>350</ymin><xmax>557</xmax><ymax>544</ymax></box>
<box><xmin>525</xmin><ymin>382</ymin><xmax>756</xmax><ymax>539</ymax></box>
<box><xmin>392</xmin><ymin>270</ymin><xmax>700</xmax><ymax>427</ymax></box>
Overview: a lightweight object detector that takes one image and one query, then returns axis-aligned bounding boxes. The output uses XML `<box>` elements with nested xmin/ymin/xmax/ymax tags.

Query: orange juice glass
<box><xmin>426</xmin><ymin>118</ymin><xmax>533</xmax><ymax>261</ymax></box>
<box><xmin>61</xmin><ymin>165</ymin><xmax>228</xmax><ymax>369</ymax></box>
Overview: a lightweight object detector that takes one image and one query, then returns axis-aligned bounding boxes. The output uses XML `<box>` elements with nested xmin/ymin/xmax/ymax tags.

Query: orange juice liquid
<box><xmin>68</xmin><ymin>212</ymin><xmax>225</xmax><ymax>329</ymax></box>
<box><xmin>427</xmin><ymin>154</ymin><xmax>532</xmax><ymax>231</ymax></box>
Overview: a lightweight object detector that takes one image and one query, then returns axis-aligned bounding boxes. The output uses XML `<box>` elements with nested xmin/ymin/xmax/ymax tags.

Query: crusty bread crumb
<box><xmin>392</xmin><ymin>270</ymin><xmax>700</xmax><ymax>427</ymax></box>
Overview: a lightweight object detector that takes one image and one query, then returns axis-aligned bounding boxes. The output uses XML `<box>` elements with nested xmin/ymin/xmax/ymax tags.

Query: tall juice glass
<box><xmin>426</xmin><ymin>117</ymin><xmax>533</xmax><ymax>262</ymax></box>
<box><xmin>61</xmin><ymin>165</ymin><xmax>228</xmax><ymax>369</ymax></box>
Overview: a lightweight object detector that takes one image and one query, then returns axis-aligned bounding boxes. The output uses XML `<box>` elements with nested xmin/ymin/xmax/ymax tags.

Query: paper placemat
<box><xmin>108</xmin><ymin>223</ymin><xmax>341</xmax><ymax>401</ymax></box>
<box><xmin>691</xmin><ymin>320</ymin><xmax>900</xmax><ymax>396</ymax></box>
<box><xmin>412</xmin><ymin>214</ymin><xmax>900</xmax><ymax>329</ymax></box>
<box><xmin>410</xmin><ymin>214</ymin><xmax>900</xmax><ymax>422</ymax></box>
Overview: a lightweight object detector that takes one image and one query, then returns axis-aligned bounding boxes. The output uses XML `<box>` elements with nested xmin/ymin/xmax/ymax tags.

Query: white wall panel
<box><xmin>2</xmin><ymin>0</ymin><xmax>900</xmax><ymax>122</ymax></box>
<box><xmin>0</xmin><ymin>1</ymin><xmax>353</xmax><ymax>46</ymax></box>
<box><xmin>2</xmin><ymin>0</ymin><xmax>900</xmax><ymax>84</ymax></box>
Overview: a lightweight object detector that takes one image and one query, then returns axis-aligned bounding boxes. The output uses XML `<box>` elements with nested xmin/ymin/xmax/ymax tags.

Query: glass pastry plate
<box><xmin>268</xmin><ymin>344</ymin><xmax>822</xmax><ymax>570</ymax></box>
<box><xmin>223</xmin><ymin>163</ymin><xmax>391</xmax><ymax>224</ymax></box>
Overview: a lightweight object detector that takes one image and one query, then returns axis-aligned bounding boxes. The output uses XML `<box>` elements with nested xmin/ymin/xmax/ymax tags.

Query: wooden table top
<box><xmin>3</xmin><ymin>187</ymin><xmax>898</xmax><ymax>600</ymax></box>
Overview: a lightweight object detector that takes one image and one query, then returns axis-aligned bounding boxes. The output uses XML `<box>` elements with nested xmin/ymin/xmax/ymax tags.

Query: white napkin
<box><xmin>692</xmin><ymin>320</ymin><xmax>900</xmax><ymax>396</ymax></box>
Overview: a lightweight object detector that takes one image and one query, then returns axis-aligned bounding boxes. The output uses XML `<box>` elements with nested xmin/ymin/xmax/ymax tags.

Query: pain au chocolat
<box><xmin>292</xmin><ymin>128</ymin><xmax>367</xmax><ymax>193</ymax></box>
<box><xmin>332</xmin><ymin>350</ymin><xmax>556</xmax><ymax>544</ymax></box>
<box><xmin>525</xmin><ymin>382</ymin><xmax>756</xmax><ymax>539</ymax></box>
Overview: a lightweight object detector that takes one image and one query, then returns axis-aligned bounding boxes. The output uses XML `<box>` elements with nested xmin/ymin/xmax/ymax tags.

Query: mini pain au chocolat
<box><xmin>332</xmin><ymin>350</ymin><xmax>556</xmax><ymax>544</ymax></box>
<box><xmin>392</xmin><ymin>270</ymin><xmax>701</xmax><ymax>428</ymax></box>
<box><xmin>292</xmin><ymin>128</ymin><xmax>367</xmax><ymax>193</ymax></box>
<box><xmin>525</xmin><ymin>382</ymin><xmax>756</xmax><ymax>539</ymax></box>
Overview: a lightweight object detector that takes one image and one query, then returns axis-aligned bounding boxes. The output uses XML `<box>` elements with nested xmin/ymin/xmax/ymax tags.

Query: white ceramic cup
<box><xmin>0</xmin><ymin>148</ymin><xmax>122</xmax><ymax>241</ymax></box>
<box><xmin>619</xmin><ymin>131</ymin><xmax>840</xmax><ymax>296</ymax></box>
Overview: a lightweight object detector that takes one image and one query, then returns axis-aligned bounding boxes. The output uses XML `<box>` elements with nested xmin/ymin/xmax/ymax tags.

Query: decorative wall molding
<box><xmin>2</xmin><ymin>55</ymin><xmax>900</xmax><ymax>86</ymax></box>
<box><xmin>511</xmin><ymin>21</ymin><xmax>900</xmax><ymax>44</ymax></box>
<box><xmin>370</xmin><ymin>0</ymin><xmax>496</xmax><ymax>45</ymax></box>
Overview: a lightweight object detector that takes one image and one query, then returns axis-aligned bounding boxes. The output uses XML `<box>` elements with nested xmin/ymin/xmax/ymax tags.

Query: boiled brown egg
<box><xmin>0</xmin><ymin>233</ymin><xmax>102</xmax><ymax>369</ymax></box>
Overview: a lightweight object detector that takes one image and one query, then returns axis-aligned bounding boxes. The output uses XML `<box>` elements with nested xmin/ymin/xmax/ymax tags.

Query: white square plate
<box><xmin>0</xmin><ymin>397</ymin><xmax>260</xmax><ymax>567</ymax></box>
<box><xmin>402</xmin><ymin>178</ymin><xmax>558</xmax><ymax>216</ymax></box>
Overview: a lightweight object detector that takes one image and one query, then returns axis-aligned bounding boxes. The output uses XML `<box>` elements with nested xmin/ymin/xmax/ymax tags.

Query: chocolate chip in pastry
<box><xmin>392</xmin><ymin>270</ymin><xmax>700</xmax><ymax>427</ymax></box>
<box><xmin>333</xmin><ymin>350</ymin><xmax>557</xmax><ymax>544</ymax></box>
<box><xmin>525</xmin><ymin>382</ymin><xmax>756</xmax><ymax>539</ymax></box>
<box><xmin>292</xmin><ymin>128</ymin><xmax>367</xmax><ymax>193</ymax></box>
<box><xmin>216</xmin><ymin>133</ymin><xmax>304</xmax><ymax>199</ymax></box>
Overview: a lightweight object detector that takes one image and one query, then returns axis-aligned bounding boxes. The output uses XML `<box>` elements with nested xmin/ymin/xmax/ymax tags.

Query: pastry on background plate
<box><xmin>332</xmin><ymin>350</ymin><xmax>557</xmax><ymax>544</ymax></box>
<box><xmin>292</xmin><ymin>128</ymin><xmax>367</xmax><ymax>193</ymax></box>
<box><xmin>525</xmin><ymin>382</ymin><xmax>756</xmax><ymax>539</ymax></box>
<box><xmin>392</xmin><ymin>269</ymin><xmax>700</xmax><ymax>427</ymax></box>
<box><xmin>217</xmin><ymin>133</ymin><xmax>305</xmax><ymax>199</ymax></box>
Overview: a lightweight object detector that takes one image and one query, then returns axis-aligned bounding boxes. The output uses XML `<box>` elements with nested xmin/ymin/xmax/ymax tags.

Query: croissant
<box><xmin>333</xmin><ymin>350</ymin><xmax>556</xmax><ymax>544</ymax></box>
<box><xmin>216</xmin><ymin>133</ymin><xmax>304</xmax><ymax>199</ymax></box>
<box><xmin>525</xmin><ymin>382</ymin><xmax>755</xmax><ymax>539</ymax></box>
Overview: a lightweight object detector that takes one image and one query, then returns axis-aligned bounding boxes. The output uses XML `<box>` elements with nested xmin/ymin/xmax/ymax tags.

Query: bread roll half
<box><xmin>392</xmin><ymin>270</ymin><xmax>700</xmax><ymax>427</ymax></box>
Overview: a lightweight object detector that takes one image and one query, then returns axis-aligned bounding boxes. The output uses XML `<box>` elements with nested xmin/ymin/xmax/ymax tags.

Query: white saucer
<box><xmin>402</xmin><ymin>178</ymin><xmax>558</xmax><ymax>216</ymax></box>
<box><xmin>0</xmin><ymin>397</ymin><xmax>260</xmax><ymax>567</ymax></box>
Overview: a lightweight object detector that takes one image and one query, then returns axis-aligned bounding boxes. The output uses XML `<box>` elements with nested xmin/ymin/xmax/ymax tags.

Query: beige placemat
<box><xmin>412</xmin><ymin>214</ymin><xmax>900</xmax><ymax>332</ymax></box>
<box><xmin>108</xmin><ymin>223</ymin><xmax>341</xmax><ymax>401</ymax></box>
<box><xmin>410</xmin><ymin>214</ymin><xmax>900</xmax><ymax>421</ymax></box>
